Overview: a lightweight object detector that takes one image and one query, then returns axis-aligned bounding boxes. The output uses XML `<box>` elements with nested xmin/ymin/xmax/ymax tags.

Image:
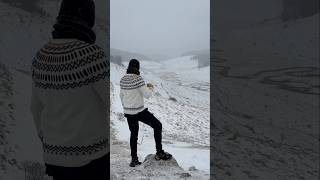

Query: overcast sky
<box><xmin>110</xmin><ymin>0</ymin><xmax>210</xmax><ymax>58</ymax></box>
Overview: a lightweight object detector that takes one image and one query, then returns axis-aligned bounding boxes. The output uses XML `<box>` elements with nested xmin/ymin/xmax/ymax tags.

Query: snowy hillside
<box><xmin>111</xmin><ymin>48</ymin><xmax>151</xmax><ymax>62</ymax></box>
<box><xmin>212</xmin><ymin>13</ymin><xmax>319</xmax><ymax>179</ymax></box>
<box><xmin>0</xmin><ymin>0</ymin><xmax>108</xmax><ymax>70</ymax></box>
<box><xmin>110</xmin><ymin>56</ymin><xmax>210</xmax><ymax>179</ymax></box>
<box><xmin>0</xmin><ymin>1</ymin><xmax>51</xmax><ymax>70</ymax></box>
<box><xmin>0</xmin><ymin>2</ymin><xmax>48</xmax><ymax>179</ymax></box>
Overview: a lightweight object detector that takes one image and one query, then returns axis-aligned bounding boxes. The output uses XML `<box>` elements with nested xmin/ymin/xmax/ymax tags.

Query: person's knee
<box><xmin>155</xmin><ymin>121</ymin><xmax>162</xmax><ymax>130</ymax></box>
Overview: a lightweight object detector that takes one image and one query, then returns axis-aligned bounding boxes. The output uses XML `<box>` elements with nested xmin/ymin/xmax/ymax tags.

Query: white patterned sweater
<box><xmin>30</xmin><ymin>39</ymin><xmax>109</xmax><ymax>167</ymax></box>
<box><xmin>120</xmin><ymin>74</ymin><xmax>153</xmax><ymax>115</ymax></box>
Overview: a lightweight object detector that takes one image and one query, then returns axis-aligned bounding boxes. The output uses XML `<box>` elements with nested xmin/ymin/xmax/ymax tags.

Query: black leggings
<box><xmin>125</xmin><ymin>108</ymin><xmax>163</xmax><ymax>158</ymax></box>
<box><xmin>45</xmin><ymin>153</ymin><xmax>109</xmax><ymax>180</ymax></box>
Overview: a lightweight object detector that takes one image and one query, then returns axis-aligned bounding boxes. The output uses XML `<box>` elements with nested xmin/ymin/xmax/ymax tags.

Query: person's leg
<box><xmin>126</xmin><ymin>114</ymin><xmax>142</xmax><ymax>166</ymax></box>
<box><xmin>48</xmin><ymin>154</ymin><xmax>109</xmax><ymax>180</ymax></box>
<box><xmin>138</xmin><ymin>109</ymin><xmax>172</xmax><ymax>160</ymax></box>
<box><xmin>45</xmin><ymin>165</ymin><xmax>84</xmax><ymax>180</ymax></box>
<box><xmin>126</xmin><ymin>114</ymin><xmax>139</xmax><ymax>158</ymax></box>
<box><xmin>138</xmin><ymin>109</ymin><xmax>163</xmax><ymax>152</ymax></box>
<box><xmin>85</xmin><ymin>153</ymin><xmax>109</xmax><ymax>179</ymax></box>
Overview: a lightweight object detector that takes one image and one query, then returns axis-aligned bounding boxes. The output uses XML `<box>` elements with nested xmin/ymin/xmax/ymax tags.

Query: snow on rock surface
<box><xmin>142</xmin><ymin>154</ymin><xmax>181</xmax><ymax>169</ymax></box>
<box><xmin>111</xmin><ymin>152</ymin><xmax>192</xmax><ymax>180</ymax></box>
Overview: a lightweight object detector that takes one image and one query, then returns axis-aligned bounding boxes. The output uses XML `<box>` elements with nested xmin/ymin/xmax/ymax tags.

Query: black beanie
<box><xmin>52</xmin><ymin>0</ymin><xmax>96</xmax><ymax>44</ymax></box>
<box><xmin>128</xmin><ymin>59</ymin><xmax>140</xmax><ymax>70</ymax></box>
<box><xmin>127</xmin><ymin>59</ymin><xmax>140</xmax><ymax>75</ymax></box>
<box><xmin>57</xmin><ymin>0</ymin><xmax>95</xmax><ymax>28</ymax></box>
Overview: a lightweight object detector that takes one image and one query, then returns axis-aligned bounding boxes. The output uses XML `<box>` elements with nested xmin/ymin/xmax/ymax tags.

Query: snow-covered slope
<box><xmin>0</xmin><ymin>62</ymin><xmax>17</xmax><ymax>178</ymax></box>
<box><xmin>110</xmin><ymin>56</ymin><xmax>210</xmax><ymax>179</ymax></box>
<box><xmin>0</xmin><ymin>1</ymin><xmax>51</xmax><ymax>70</ymax></box>
<box><xmin>139</xmin><ymin>56</ymin><xmax>210</xmax><ymax>109</ymax></box>
<box><xmin>212</xmin><ymin>13</ymin><xmax>319</xmax><ymax>180</ymax></box>
<box><xmin>0</xmin><ymin>0</ymin><xmax>108</xmax><ymax>70</ymax></box>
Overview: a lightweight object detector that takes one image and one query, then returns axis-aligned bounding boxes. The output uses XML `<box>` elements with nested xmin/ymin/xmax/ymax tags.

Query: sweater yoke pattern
<box><xmin>32</xmin><ymin>40</ymin><xmax>108</xmax><ymax>90</ymax></box>
<box><xmin>120</xmin><ymin>74</ymin><xmax>145</xmax><ymax>90</ymax></box>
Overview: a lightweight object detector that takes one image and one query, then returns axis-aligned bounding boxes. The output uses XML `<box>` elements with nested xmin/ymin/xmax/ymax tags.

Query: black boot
<box><xmin>155</xmin><ymin>150</ymin><xmax>172</xmax><ymax>160</ymax></box>
<box><xmin>129</xmin><ymin>157</ymin><xmax>142</xmax><ymax>167</ymax></box>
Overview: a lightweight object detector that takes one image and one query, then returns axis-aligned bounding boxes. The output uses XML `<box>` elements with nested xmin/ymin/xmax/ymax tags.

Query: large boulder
<box><xmin>142</xmin><ymin>154</ymin><xmax>182</xmax><ymax>170</ymax></box>
<box><xmin>124</xmin><ymin>154</ymin><xmax>192</xmax><ymax>179</ymax></box>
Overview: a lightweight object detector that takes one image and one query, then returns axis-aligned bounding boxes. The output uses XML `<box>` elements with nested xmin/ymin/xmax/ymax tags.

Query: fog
<box><xmin>111</xmin><ymin>0</ymin><xmax>210</xmax><ymax>59</ymax></box>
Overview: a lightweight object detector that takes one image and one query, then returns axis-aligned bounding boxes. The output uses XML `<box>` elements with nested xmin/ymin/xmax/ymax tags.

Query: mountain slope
<box><xmin>211</xmin><ymin>13</ymin><xmax>319</xmax><ymax>180</ymax></box>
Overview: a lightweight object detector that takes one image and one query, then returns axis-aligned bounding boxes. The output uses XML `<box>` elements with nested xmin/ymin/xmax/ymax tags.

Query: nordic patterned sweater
<box><xmin>30</xmin><ymin>39</ymin><xmax>109</xmax><ymax>167</ymax></box>
<box><xmin>120</xmin><ymin>74</ymin><xmax>153</xmax><ymax>115</ymax></box>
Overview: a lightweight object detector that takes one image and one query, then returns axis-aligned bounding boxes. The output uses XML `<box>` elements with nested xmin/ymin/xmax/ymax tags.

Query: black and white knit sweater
<box><xmin>120</xmin><ymin>74</ymin><xmax>153</xmax><ymax>115</ymax></box>
<box><xmin>30</xmin><ymin>39</ymin><xmax>109</xmax><ymax>167</ymax></box>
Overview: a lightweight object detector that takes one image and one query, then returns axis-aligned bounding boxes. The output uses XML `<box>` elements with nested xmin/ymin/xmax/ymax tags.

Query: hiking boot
<box><xmin>155</xmin><ymin>150</ymin><xmax>172</xmax><ymax>160</ymax></box>
<box><xmin>129</xmin><ymin>157</ymin><xmax>142</xmax><ymax>167</ymax></box>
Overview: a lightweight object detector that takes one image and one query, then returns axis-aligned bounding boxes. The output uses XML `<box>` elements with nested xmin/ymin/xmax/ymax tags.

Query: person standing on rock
<box><xmin>120</xmin><ymin>59</ymin><xmax>172</xmax><ymax>167</ymax></box>
<box><xmin>30</xmin><ymin>0</ymin><xmax>109</xmax><ymax>179</ymax></box>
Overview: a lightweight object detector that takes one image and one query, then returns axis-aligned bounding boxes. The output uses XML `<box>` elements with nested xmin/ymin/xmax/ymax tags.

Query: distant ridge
<box><xmin>111</xmin><ymin>48</ymin><xmax>151</xmax><ymax>62</ymax></box>
<box><xmin>181</xmin><ymin>49</ymin><xmax>210</xmax><ymax>68</ymax></box>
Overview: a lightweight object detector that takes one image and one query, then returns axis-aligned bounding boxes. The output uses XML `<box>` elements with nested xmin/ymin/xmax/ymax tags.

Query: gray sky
<box><xmin>110</xmin><ymin>0</ymin><xmax>210</xmax><ymax>58</ymax></box>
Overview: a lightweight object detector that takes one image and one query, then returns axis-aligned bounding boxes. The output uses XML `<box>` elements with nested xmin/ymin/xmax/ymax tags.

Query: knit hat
<box><xmin>127</xmin><ymin>59</ymin><xmax>140</xmax><ymax>75</ymax></box>
<box><xmin>128</xmin><ymin>59</ymin><xmax>140</xmax><ymax>70</ymax></box>
<box><xmin>57</xmin><ymin>0</ymin><xmax>95</xmax><ymax>28</ymax></box>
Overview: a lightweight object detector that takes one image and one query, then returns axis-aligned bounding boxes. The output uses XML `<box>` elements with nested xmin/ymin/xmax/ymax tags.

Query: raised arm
<box><xmin>137</xmin><ymin>76</ymin><xmax>153</xmax><ymax>99</ymax></box>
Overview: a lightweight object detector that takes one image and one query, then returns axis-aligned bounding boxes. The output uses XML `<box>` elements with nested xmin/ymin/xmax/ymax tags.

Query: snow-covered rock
<box><xmin>110</xmin><ymin>151</ymin><xmax>200</xmax><ymax>180</ymax></box>
<box><xmin>142</xmin><ymin>154</ymin><xmax>181</xmax><ymax>170</ymax></box>
<box><xmin>132</xmin><ymin>154</ymin><xmax>191</xmax><ymax>179</ymax></box>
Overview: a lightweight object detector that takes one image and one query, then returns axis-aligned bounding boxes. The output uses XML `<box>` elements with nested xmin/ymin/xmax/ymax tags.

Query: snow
<box><xmin>110</xmin><ymin>56</ymin><xmax>210</xmax><ymax>179</ymax></box>
<box><xmin>1</xmin><ymin>68</ymin><xmax>47</xmax><ymax>180</ymax></box>
<box><xmin>211</xmin><ymin>12</ymin><xmax>319</xmax><ymax>180</ymax></box>
<box><xmin>0</xmin><ymin>4</ymin><xmax>55</xmax><ymax>178</ymax></box>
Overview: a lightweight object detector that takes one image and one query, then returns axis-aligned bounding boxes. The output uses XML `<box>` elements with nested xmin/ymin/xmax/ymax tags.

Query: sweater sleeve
<box><xmin>30</xmin><ymin>83</ymin><xmax>43</xmax><ymax>140</ymax></box>
<box><xmin>137</xmin><ymin>76</ymin><xmax>153</xmax><ymax>99</ymax></box>
<box><xmin>139</xmin><ymin>85</ymin><xmax>153</xmax><ymax>99</ymax></box>
<box><xmin>90</xmin><ymin>47</ymin><xmax>109</xmax><ymax>106</ymax></box>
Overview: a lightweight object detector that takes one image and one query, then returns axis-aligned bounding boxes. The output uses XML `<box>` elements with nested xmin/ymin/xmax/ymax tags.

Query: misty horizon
<box><xmin>110</xmin><ymin>0</ymin><xmax>210</xmax><ymax>60</ymax></box>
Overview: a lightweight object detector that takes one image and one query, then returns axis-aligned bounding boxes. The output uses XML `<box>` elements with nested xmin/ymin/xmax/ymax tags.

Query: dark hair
<box><xmin>126</xmin><ymin>59</ymin><xmax>140</xmax><ymax>75</ymax></box>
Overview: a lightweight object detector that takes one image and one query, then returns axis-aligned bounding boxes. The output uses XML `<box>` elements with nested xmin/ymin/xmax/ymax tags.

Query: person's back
<box><xmin>30</xmin><ymin>0</ymin><xmax>109</xmax><ymax>179</ymax></box>
<box><xmin>31</xmin><ymin>38</ymin><xmax>108</xmax><ymax>166</ymax></box>
<box><xmin>120</xmin><ymin>73</ymin><xmax>152</xmax><ymax>115</ymax></box>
